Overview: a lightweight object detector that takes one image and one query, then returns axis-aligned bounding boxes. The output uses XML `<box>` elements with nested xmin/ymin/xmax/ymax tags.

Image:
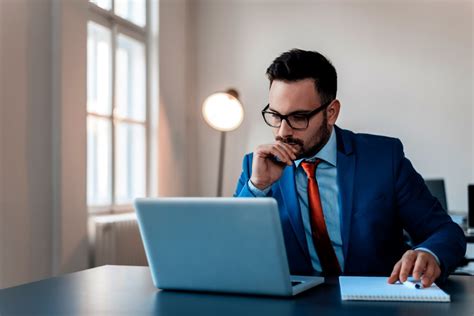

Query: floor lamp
<box><xmin>202</xmin><ymin>89</ymin><xmax>244</xmax><ymax>197</ymax></box>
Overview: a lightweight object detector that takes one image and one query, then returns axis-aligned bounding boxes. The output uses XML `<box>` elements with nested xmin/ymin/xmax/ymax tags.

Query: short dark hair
<box><xmin>266</xmin><ymin>49</ymin><xmax>337</xmax><ymax>105</ymax></box>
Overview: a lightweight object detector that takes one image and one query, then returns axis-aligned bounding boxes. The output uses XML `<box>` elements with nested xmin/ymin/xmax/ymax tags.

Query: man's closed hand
<box><xmin>387</xmin><ymin>250</ymin><xmax>441</xmax><ymax>288</ymax></box>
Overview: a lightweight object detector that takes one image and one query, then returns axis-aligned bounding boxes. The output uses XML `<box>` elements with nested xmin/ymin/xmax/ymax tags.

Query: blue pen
<box><xmin>402</xmin><ymin>280</ymin><xmax>422</xmax><ymax>289</ymax></box>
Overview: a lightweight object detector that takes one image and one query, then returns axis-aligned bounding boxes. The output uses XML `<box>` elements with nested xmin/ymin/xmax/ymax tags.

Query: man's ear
<box><xmin>327</xmin><ymin>99</ymin><xmax>341</xmax><ymax>125</ymax></box>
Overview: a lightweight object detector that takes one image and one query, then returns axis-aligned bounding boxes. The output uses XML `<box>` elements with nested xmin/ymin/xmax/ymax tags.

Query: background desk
<box><xmin>466</xmin><ymin>232</ymin><xmax>474</xmax><ymax>243</ymax></box>
<box><xmin>0</xmin><ymin>265</ymin><xmax>473</xmax><ymax>316</ymax></box>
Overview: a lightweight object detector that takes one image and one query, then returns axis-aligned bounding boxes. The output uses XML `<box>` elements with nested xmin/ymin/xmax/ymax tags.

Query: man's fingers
<box><xmin>269</xmin><ymin>146</ymin><xmax>292</xmax><ymax>165</ymax></box>
<box><xmin>399</xmin><ymin>251</ymin><xmax>417</xmax><ymax>282</ymax></box>
<box><xmin>388</xmin><ymin>260</ymin><xmax>402</xmax><ymax>283</ymax></box>
<box><xmin>388</xmin><ymin>250</ymin><xmax>442</xmax><ymax>287</ymax></box>
<box><xmin>421</xmin><ymin>260</ymin><xmax>441</xmax><ymax>288</ymax></box>
<box><xmin>274</xmin><ymin>142</ymin><xmax>296</xmax><ymax>161</ymax></box>
<box><xmin>275</xmin><ymin>139</ymin><xmax>301</xmax><ymax>152</ymax></box>
<box><xmin>256</xmin><ymin>142</ymin><xmax>299</xmax><ymax>166</ymax></box>
<box><xmin>421</xmin><ymin>263</ymin><xmax>435</xmax><ymax>288</ymax></box>
<box><xmin>412</xmin><ymin>255</ymin><xmax>427</xmax><ymax>281</ymax></box>
<box><xmin>255</xmin><ymin>144</ymin><xmax>291</xmax><ymax>165</ymax></box>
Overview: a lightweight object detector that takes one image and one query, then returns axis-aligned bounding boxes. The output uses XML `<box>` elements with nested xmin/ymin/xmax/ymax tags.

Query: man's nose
<box><xmin>277</xmin><ymin>119</ymin><xmax>293</xmax><ymax>138</ymax></box>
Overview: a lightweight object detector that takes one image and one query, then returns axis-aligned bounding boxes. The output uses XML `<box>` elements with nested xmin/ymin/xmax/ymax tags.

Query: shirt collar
<box><xmin>294</xmin><ymin>127</ymin><xmax>337</xmax><ymax>167</ymax></box>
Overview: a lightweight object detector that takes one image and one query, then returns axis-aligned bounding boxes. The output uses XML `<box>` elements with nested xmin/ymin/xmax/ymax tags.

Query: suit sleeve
<box><xmin>233</xmin><ymin>153</ymin><xmax>257</xmax><ymax>197</ymax></box>
<box><xmin>392</xmin><ymin>139</ymin><xmax>466</xmax><ymax>282</ymax></box>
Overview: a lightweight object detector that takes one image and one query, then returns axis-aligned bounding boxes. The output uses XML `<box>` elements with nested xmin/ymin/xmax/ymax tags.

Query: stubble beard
<box><xmin>297</xmin><ymin>113</ymin><xmax>331</xmax><ymax>160</ymax></box>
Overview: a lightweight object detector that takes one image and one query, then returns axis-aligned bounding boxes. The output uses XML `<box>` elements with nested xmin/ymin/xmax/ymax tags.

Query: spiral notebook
<box><xmin>339</xmin><ymin>276</ymin><xmax>450</xmax><ymax>302</ymax></box>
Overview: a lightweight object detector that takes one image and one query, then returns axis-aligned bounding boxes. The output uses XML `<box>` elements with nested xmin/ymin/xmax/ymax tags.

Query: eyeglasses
<box><xmin>261</xmin><ymin>100</ymin><xmax>333</xmax><ymax>130</ymax></box>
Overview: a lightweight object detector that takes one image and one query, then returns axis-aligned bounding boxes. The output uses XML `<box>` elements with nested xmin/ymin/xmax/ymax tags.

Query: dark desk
<box><xmin>0</xmin><ymin>265</ymin><xmax>473</xmax><ymax>316</ymax></box>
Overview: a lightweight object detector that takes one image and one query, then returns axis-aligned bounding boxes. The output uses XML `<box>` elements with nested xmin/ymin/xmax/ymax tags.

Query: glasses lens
<box><xmin>263</xmin><ymin>112</ymin><xmax>281</xmax><ymax>127</ymax></box>
<box><xmin>288</xmin><ymin>114</ymin><xmax>308</xmax><ymax>129</ymax></box>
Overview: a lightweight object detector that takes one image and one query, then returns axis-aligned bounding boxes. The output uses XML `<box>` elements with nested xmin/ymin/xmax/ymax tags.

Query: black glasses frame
<box><xmin>261</xmin><ymin>100</ymin><xmax>333</xmax><ymax>130</ymax></box>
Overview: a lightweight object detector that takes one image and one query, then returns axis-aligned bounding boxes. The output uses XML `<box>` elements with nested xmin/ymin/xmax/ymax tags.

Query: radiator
<box><xmin>89</xmin><ymin>213</ymin><xmax>148</xmax><ymax>267</ymax></box>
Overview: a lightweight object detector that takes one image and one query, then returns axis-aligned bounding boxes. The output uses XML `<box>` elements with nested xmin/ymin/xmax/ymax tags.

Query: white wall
<box><xmin>191</xmin><ymin>0</ymin><xmax>473</xmax><ymax>212</ymax></box>
<box><xmin>158</xmin><ymin>0</ymin><xmax>201</xmax><ymax>196</ymax></box>
<box><xmin>0</xmin><ymin>0</ymin><xmax>91</xmax><ymax>288</ymax></box>
<box><xmin>51</xmin><ymin>0</ymin><xmax>89</xmax><ymax>276</ymax></box>
<box><xmin>0</xmin><ymin>0</ymin><xmax>53</xmax><ymax>287</ymax></box>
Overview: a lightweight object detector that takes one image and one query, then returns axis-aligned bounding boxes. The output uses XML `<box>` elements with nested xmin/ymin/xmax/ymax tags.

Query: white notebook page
<box><xmin>339</xmin><ymin>276</ymin><xmax>450</xmax><ymax>302</ymax></box>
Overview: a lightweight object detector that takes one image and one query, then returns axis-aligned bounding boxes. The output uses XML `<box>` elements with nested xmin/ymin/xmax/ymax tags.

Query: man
<box><xmin>234</xmin><ymin>49</ymin><xmax>466</xmax><ymax>287</ymax></box>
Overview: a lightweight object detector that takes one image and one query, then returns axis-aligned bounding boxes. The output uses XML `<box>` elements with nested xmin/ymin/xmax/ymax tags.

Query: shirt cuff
<box><xmin>415</xmin><ymin>247</ymin><xmax>441</xmax><ymax>266</ymax></box>
<box><xmin>247</xmin><ymin>180</ymin><xmax>271</xmax><ymax>197</ymax></box>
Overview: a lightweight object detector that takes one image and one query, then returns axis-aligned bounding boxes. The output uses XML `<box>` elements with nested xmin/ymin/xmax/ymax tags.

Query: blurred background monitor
<box><xmin>424</xmin><ymin>179</ymin><xmax>448</xmax><ymax>211</ymax></box>
<box><xmin>468</xmin><ymin>185</ymin><xmax>474</xmax><ymax>232</ymax></box>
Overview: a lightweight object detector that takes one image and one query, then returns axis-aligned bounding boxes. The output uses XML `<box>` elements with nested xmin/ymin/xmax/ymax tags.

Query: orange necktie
<box><xmin>301</xmin><ymin>159</ymin><xmax>342</xmax><ymax>276</ymax></box>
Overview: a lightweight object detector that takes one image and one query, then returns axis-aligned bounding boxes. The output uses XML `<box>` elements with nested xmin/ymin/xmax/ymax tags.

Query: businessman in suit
<box><xmin>234</xmin><ymin>49</ymin><xmax>466</xmax><ymax>287</ymax></box>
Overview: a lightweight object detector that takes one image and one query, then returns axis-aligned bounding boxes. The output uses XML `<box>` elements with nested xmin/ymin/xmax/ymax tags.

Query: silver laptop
<box><xmin>134</xmin><ymin>197</ymin><xmax>324</xmax><ymax>296</ymax></box>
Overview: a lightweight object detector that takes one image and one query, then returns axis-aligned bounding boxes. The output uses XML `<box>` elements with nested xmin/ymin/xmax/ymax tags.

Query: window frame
<box><xmin>87</xmin><ymin>0</ymin><xmax>152</xmax><ymax>214</ymax></box>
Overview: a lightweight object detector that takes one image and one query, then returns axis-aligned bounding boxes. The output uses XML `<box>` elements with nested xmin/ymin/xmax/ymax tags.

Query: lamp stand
<box><xmin>217</xmin><ymin>131</ymin><xmax>226</xmax><ymax>197</ymax></box>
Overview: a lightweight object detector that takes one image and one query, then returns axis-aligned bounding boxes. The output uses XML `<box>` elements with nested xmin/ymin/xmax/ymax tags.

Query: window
<box><xmin>87</xmin><ymin>0</ymin><xmax>151</xmax><ymax>212</ymax></box>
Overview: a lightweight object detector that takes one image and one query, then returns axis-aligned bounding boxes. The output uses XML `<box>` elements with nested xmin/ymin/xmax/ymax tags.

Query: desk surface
<box><xmin>0</xmin><ymin>265</ymin><xmax>473</xmax><ymax>316</ymax></box>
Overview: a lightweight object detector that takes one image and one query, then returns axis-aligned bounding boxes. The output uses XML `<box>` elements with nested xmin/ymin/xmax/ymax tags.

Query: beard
<box><xmin>275</xmin><ymin>112</ymin><xmax>331</xmax><ymax>160</ymax></box>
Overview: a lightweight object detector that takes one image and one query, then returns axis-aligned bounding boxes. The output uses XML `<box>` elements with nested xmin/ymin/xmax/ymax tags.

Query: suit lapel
<box><xmin>278</xmin><ymin>165</ymin><xmax>310</xmax><ymax>261</ymax></box>
<box><xmin>335</xmin><ymin>126</ymin><xmax>355</xmax><ymax>264</ymax></box>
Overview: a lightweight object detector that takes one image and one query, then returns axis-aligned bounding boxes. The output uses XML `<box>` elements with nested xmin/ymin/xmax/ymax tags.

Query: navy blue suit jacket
<box><xmin>234</xmin><ymin>126</ymin><xmax>466</xmax><ymax>281</ymax></box>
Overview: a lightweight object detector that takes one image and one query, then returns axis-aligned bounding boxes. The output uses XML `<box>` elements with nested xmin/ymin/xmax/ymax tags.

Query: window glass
<box><xmin>116</xmin><ymin>33</ymin><xmax>146</xmax><ymax>121</ymax></box>
<box><xmin>87</xmin><ymin>22</ymin><xmax>112</xmax><ymax>116</ymax></box>
<box><xmin>115</xmin><ymin>0</ymin><xmax>146</xmax><ymax>27</ymax></box>
<box><xmin>87</xmin><ymin>117</ymin><xmax>112</xmax><ymax>206</ymax></box>
<box><xmin>90</xmin><ymin>0</ymin><xmax>112</xmax><ymax>11</ymax></box>
<box><xmin>115</xmin><ymin>122</ymin><xmax>146</xmax><ymax>204</ymax></box>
